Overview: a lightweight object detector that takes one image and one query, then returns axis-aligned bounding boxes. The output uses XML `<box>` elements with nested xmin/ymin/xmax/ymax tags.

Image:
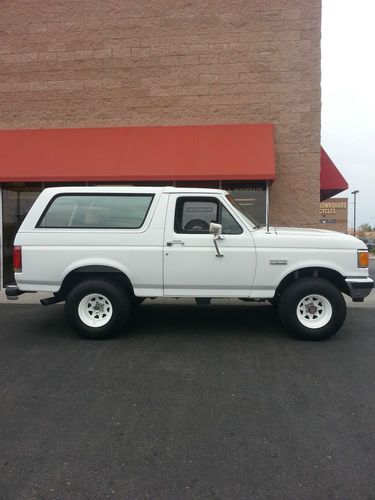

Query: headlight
<box><xmin>358</xmin><ymin>250</ymin><xmax>369</xmax><ymax>268</ymax></box>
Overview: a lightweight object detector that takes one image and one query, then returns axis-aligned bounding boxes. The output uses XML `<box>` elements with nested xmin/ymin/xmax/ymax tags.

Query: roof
<box><xmin>40</xmin><ymin>185</ymin><xmax>227</xmax><ymax>196</ymax></box>
<box><xmin>0</xmin><ymin>124</ymin><xmax>275</xmax><ymax>182</ymax></box>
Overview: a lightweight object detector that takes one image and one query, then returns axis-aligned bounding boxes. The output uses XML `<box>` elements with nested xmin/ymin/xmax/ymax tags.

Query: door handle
<box><xmin>166</xmin><ymin>240</ymin><xmax>185</xmax><ymax>246</ymax></box>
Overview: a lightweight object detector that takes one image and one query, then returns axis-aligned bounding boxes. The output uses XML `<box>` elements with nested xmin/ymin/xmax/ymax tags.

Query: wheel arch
<box><xmin>58</xmin><ymin>265</ymin><xmax>135</xmax><ymax>298</ymax></box>
<box><xmin>275</xmin><ymin>267</ymin><xmax>349</xmax><ymax>298</ymax></box>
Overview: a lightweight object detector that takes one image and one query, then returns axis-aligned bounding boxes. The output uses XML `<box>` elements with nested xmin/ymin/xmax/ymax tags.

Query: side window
<box><xmin>221</xmin><ymin>204</ymin><xmax>243</xmax><ymax>234</ymax></box>
<box><xmin>37</xmin><ymin>194</ymin><xmax>154</xmax><ymax>229</ymax></box>
<box><xmin>174</xmin><ymin>197</ymin><xmax>242</xmax><ymax>234</ymax></box>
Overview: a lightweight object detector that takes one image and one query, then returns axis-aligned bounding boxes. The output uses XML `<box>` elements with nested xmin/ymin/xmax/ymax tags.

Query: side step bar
<box><xmin>40</xmin><ymin>295</ymin><xmax>64</xmax><ymax>306</ymax></box>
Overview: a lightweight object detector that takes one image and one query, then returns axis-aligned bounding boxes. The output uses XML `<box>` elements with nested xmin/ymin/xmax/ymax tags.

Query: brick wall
<box><xmin>0</xmin><ymin>0</ymin><xmax>321</xmax><ymax>227</ymax></box>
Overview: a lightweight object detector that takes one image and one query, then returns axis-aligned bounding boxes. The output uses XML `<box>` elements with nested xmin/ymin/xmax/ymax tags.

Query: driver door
<box><xmin>163</xmin><ymin>193</ymin><xmax>256</xmax><ymax>297</ymax></box>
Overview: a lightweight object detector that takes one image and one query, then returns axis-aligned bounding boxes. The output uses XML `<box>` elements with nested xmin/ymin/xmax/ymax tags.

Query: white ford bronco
<box><xmin>6</xmin><ymin>186</ymin><xmax>373</xmax><ymax>340</ymax></box>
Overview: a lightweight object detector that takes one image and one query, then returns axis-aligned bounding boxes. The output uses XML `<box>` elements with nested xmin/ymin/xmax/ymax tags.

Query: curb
<box><xmin>1</xmin><ymin>290</ymin><xmax>374</xmax><ymax>307</ymax></box>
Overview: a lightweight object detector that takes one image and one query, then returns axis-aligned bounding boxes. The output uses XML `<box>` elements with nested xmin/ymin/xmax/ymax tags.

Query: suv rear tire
<box><xmin>278</xmin><ymin>278</ymin><xmax>346</xmax><ymax>341</ymax></box>
<box><xmin>65</xmin><ymin>279</ymin><xmax>131</xmax><ymax>339</ymax></box>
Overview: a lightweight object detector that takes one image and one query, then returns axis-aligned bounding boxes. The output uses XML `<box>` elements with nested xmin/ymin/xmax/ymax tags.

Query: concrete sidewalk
<box><xmin>1</xmin><ymin>290</ymin><xmax>374</xmax><ymax>308</ymax></box>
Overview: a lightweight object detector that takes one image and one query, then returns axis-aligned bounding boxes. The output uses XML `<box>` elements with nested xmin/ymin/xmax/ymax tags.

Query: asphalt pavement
<box><xmin>0</xmin><ymin>297</ymin><xmax>374</xmax><ymax>499</ymax></box>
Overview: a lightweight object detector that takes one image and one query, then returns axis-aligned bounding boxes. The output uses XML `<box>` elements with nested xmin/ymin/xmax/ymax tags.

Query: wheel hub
<box><xmin>296</xmin><ymin>294</ymin><xmax>333</xmax><ymax>330</ymax></box>
<box><xmin>307</xmin><ymin>304</ymin><xmax>318</xmax><ymax>315</ymax></box>
<box><xmin>78</xmin><ymin>293</ymin><xmax>113</xmax><ymax>328</ymax></box>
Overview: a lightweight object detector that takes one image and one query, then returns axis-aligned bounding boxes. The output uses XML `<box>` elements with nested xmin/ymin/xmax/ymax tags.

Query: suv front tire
<box><xmin>278</xmin><ymin>278</ymin><xmax>346</xmax><ymax>341</ymax></box>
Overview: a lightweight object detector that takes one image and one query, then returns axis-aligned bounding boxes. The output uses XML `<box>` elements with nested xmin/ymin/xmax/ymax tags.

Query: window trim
<box><xmin>174</xmin><ymin>196</ymin><xmax>243</xmax><ymax>235</ymax></box>
<box><xmin>36</xmin><ymin>193</ymin><xmax>155</xmax><ymax>229</ymax></box>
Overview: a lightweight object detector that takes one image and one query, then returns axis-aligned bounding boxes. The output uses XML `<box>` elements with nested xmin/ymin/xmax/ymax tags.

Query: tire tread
<box><xmin>278</xmin><ymin>277</ymin><xmax>346</xmax><ymax>341</ymax></box>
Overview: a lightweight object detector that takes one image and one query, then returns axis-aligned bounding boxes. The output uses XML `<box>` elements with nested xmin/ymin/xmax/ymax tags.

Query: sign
<box><xmin>320</xmin><ymin>219</ymin><xmax>336</xmax><ymax>224</ymax></box>
<box><xmin>319</xmin><ymin>201</ymin><xmax>347</xmax><ymax>214</ymax></box>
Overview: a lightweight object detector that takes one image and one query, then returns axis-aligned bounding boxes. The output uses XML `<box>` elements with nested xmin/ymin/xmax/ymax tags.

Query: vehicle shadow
<box><xmin>128</xmin><ymin>301</ymin><xmax>284</xmax><ymax>341</ymax></box>
<box><xmin>2</xmin><ymin>301</ymin><xmax>286</xmax><ymax>343</ymax></box>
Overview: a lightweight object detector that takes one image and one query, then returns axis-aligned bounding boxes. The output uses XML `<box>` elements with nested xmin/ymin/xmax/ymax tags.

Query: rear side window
<box><xmin>37</xmin><ymin>194</ymin><xmax>154</xmax><ymax>229</ymax></box>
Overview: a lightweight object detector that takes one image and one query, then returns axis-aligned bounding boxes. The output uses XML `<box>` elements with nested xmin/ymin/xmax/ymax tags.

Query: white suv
<box><xmin>6</xmin><ymin>186</ymin><xmax>373</xmax><ymax>340</ymax></box>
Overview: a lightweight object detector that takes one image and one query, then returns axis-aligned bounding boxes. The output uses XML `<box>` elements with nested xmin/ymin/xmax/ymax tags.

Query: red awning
<box><xmin>0</xmin><ymin>124</ymin><xmax>275</xmax><ymax>182</ymax></box>
<box><xmin>320</xmin><ymin>147</ymin><xmax>348</xmax><ymax>201</ymax></box>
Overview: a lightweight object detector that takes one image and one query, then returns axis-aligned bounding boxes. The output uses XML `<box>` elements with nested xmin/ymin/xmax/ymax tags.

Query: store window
<box><xmin>2</xmin><ymin>184</ymin><xmax>43</xmax><ymax>286</ymax></box>
<box><xmin>2</xmin><ymin>182</ymin><xmax>92</xmax><ymax>286</ymax></box>
<box><xmin>175</xmin><ymin>181</ymin><xmax>220</xmax><ymax>189</ymax></box>
<box><xmin>1</xmin><ymin>180</ymin><xmax>267</xmax><ymax>287</ymax></box>
<box><xmin>223</xmin><ymin>182</ymin><xmax>267</xmax><ymax>225</ymax></box>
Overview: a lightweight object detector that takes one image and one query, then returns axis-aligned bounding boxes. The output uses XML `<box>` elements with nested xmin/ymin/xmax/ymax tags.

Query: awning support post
<box><xmin>266</xmin><ymin>181</ymin><xmax>271</xmax><ymax>233</ymax></box>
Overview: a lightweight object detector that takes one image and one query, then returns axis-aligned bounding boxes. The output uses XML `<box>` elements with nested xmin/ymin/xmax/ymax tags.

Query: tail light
<box><xmin>13</xmin><ymin>246</ymin><xmax>22</xmax><ymax>273</ymax></box>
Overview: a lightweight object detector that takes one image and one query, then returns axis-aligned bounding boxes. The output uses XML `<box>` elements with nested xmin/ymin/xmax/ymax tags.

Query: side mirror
<box><xmin>209</xmin><ymin>222</ymin><xmax>222</xmax><ymax>235</ymax></box>
<box><xmin>209</xmin><ymin>223</ymin><xmax>224</xmax><ymax>257</ymax></box>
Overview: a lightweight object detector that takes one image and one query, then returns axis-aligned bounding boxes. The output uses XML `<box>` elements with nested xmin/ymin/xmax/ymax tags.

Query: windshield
<box><xmin>225</xmin><ymin>194</ymin><xmax>261</xmax><ymax>228</ymax></box>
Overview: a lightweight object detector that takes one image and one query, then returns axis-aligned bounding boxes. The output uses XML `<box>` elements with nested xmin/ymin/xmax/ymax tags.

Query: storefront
<box><xmin>0</xmin><ymin>124</ymin><xmax>274</xmax><ymax>287</ymax></box>
<box><xmin>0</xmin><ymin>0</ymin><xmax>327</xmax><ymax>289</ymax></box>
<box><xmin>0</xmin><ymin>127</ymin><xmax>350</xmax><ymax>288</ymax></box>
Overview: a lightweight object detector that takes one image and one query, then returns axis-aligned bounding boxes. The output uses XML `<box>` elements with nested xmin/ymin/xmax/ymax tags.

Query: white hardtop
<box><xmin>40</xmin><ymin>185</ymin><xmax>228</xmax><ymax>196</ymax></box>
<box><xmin>19</xmin><ymin>185</ymin><xmax>232</xmax><ymax>232</ymax></box>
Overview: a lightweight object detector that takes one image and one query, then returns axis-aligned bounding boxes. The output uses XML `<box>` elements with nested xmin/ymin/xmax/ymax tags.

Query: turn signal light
<box><xmin>358</xmin><ymin>250</ymin><xmax>369</xmax><ymax>268</ymax></box>
<box><xmin>13</xmin><ymin>246</ymin><xmax>22</xmax><ymax>273</ymax></box>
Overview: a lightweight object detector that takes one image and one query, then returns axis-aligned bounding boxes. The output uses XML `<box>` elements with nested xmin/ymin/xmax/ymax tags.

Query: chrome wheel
<box><xmin>78</xmin><ymin>293</ymin><xmax>113</xmax><ymax>328</ymax></box>
<box><xmin>296</xmin><ymin>294</ymin><xmax>332</xmax><ymax>329</ymax></box>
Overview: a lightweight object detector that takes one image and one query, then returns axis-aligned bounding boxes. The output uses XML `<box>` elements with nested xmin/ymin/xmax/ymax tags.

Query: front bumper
<box><xmin>345</xmin><ymin>277</ymin><xmax>374</xmax><ymax>302</ymax></box>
